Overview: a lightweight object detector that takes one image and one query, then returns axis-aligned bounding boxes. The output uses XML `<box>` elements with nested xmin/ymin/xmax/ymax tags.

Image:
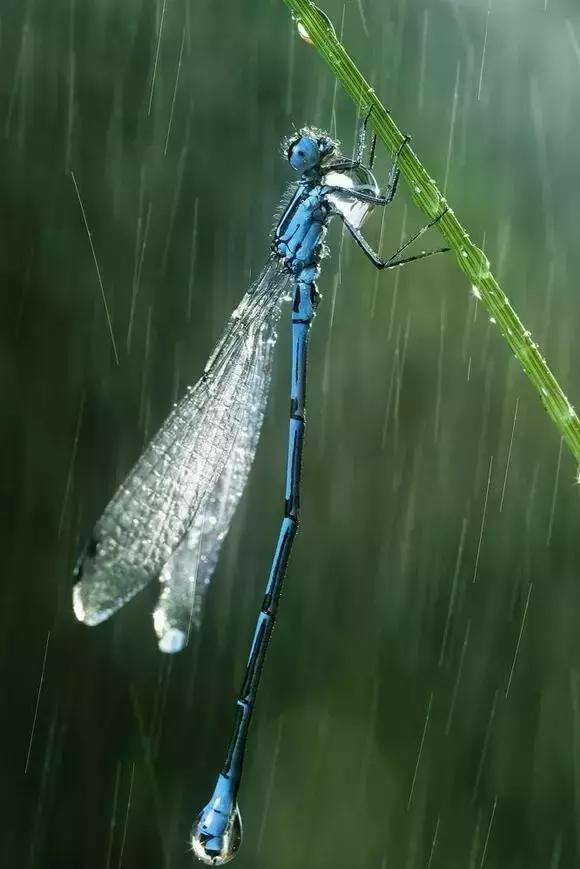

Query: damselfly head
<box><xmin>287</xmin><ymin>135</ymin><xmax>321</xmax><ymax>171</ymax></box>
<box><xmin>286</xmin><ymin>129</ymin><xmax>337</xmax><ymax>171</ymax></box>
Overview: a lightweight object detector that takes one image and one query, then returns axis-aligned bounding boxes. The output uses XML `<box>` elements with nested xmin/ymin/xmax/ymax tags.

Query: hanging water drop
<box><xmin>296</xmin><ymin>5</ymin><xmax>336</xmax><ymax>45</ymax></box>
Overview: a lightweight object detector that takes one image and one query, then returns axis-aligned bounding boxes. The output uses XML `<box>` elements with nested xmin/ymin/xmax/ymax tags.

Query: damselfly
<box><xmin>73</xmin><ymin>112</ymin><xmax>448</xmax><ymax>865</ymax></box>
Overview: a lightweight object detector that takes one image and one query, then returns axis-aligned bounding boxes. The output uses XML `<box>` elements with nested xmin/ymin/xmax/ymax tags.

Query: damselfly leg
<box><xmin>341</xmin><ymin>206</ymin><xmax>450</xmax><ymax>271</ymax></box>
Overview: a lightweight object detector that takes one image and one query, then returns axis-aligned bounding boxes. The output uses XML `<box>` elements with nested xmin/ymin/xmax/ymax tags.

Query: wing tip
<box><xmin>72</xmin><ymin>582</ymin><xmax>112</xmax><ymax>626</ymax></box>
<box><xmin>72</xmin><ymin>583</ymin><xmax>88</xmax><ymax>622</ymax></box>
<box><xmin>158</xmin><ymin>627</ymin><xmax>187</xmax><ymax>654</ymax></box>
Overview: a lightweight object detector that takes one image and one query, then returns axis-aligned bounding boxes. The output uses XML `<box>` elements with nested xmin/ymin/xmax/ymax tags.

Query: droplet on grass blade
<box><xmin>296</xmin><ymin>5</ymin><xmax>337</xmax><ymax>45</ymax></box>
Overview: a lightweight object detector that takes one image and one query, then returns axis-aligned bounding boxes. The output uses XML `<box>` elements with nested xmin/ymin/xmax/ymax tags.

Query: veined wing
<box><xmin>152</xmin><ymin>341</ymin><xmax>273</xmax><ymax>652</ymax></box>
<box><xmin>73</xmin><ymin>257</ymin><xmax>289</xmax><ymax>648</ymax></box>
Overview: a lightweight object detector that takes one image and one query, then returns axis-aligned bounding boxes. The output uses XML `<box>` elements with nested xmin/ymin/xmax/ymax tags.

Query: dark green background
<box><xmin>3</xmin><ymin>0</ymin><xmax>580</xmax><ymax>866</ymax></box>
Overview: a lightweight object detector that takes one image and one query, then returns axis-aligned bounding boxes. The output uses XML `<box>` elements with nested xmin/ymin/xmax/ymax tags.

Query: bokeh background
<box><xmin>3</xmin><ymin>0</ymin><xmax>580</xmax><ymax>866</ymax></box>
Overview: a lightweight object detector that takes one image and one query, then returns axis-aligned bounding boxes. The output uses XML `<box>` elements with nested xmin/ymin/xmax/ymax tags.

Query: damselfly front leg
<box><xmin>355</xmin><ymin>104</ymin><xmax>376</xmax><ymax>165</ymax></box>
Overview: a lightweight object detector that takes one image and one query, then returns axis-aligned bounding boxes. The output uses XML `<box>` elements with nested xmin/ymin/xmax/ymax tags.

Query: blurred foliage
<box><xmin>2</xmin><ymin>1</ymin><xmax>580</xmax><ymax>867</ymax></box>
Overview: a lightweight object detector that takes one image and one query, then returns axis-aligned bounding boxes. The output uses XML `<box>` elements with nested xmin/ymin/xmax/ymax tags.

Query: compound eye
<box><xmin>288</xmin><ymin>137</ymin><xmax>319</xmax><ymax>171</ymax></box>
<box><xmin>286</xmin><ymin>138</ymin><xmax>301</xmax><ymax>163</ymax></box>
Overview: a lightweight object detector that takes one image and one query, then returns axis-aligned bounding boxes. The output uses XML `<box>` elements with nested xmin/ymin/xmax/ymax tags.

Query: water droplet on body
<box><xmin>191</xmin><ymin>790</ymin><xmax>242</xmax><ymax>866</ymax></box>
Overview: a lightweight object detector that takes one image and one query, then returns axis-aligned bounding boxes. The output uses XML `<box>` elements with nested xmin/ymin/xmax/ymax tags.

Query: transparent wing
<box><xmin>152</xmin><ymin>301</ymin><xmax>282</xmax><ymax>652</ymax></box>
<box><xmin>73</xmin><ymin>257</ymin><xmax>289</xmax><ymax>649</ymax></box>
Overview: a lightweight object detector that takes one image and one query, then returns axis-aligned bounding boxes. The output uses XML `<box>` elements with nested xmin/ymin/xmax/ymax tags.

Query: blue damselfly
<box><xmin>73</xmin><ymin>112</ymin><xmax>448</xmax><ymax>864</ymax></box>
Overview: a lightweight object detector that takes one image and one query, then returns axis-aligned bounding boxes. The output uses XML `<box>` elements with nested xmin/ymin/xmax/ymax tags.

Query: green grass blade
<box><xmin>282</xmin><ymin>0</ymin><xmax>580</xmax><ymax>465</ymax></box>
